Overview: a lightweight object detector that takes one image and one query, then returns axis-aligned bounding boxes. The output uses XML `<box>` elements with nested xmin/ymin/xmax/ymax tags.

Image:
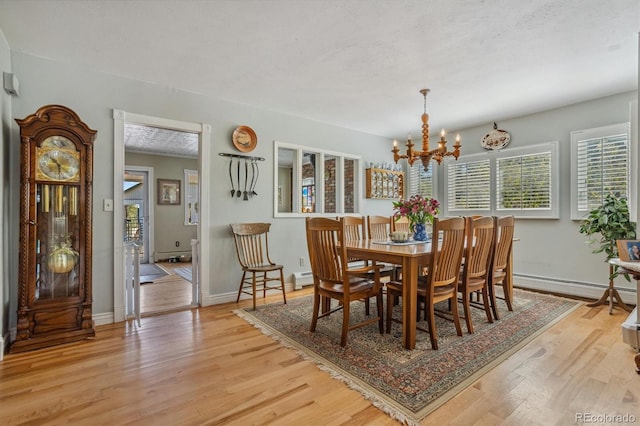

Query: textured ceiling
<box><xmin>124</xmin><ymin>123</ymin><xmax>199</xmax><ymax>158</ymax></box>
<box><xmin>0</xmin><ymin>0</ymin><xmax>638</xmax><ymax>149</ymax></box>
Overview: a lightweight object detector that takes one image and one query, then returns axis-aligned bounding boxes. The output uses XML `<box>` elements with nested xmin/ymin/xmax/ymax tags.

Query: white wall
<box><xmin>0</xmin><ymin>27</ymin><xmax>11</xmax><ymax>357</ymax></box>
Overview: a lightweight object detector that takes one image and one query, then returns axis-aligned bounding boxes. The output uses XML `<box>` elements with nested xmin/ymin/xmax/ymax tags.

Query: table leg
<box><xmin>401</xmin><ymin>257</ymin><xmax>418</xmax><ymax>350</ymax></box>
<box><xmin>503</xmin><ymin>245</ymin><xmax>514</xmax><ymax>311</ymax></box>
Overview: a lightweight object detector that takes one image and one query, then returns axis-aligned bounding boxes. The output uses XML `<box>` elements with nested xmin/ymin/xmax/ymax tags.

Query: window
<box><xmin>444</xmin><ymin>141</ymin><xmax>559</xmax><ymax>218</ymax></box>
<box><xmin>274</xmin><ymin>141</ymin><xmax>361</xmax><ymax>217</ymax></box>
<box><xmin>497</xmin><ymin>150</ymin><xmax>552</xmax><ymax>211</ymax></box>
<box><xmin>446</xmin><ymin>159</ymin><xmax>491</xmax><ymax>212</ymax></box>
<box><xmin>408</xmin><ymin>162</ymin><xmax>435</xmax><ymax>199</ymax></box>
<box><xmin>571</xmin><ymin>123</ymin><xmax>630</xmax><ymax>220</ymax></box>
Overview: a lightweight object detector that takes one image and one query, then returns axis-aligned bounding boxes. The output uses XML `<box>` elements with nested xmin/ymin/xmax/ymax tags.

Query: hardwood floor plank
<box><xmin>0</xmin><ymin>289</ymin><xmax>638</xmax><ymax>425</ymax></box>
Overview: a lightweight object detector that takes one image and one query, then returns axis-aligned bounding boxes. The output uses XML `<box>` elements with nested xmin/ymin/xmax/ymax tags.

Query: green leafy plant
<box><xmin>578</xmin><ymin>193</ymin><xmax>636</xmax><ymax>279</ymax></box>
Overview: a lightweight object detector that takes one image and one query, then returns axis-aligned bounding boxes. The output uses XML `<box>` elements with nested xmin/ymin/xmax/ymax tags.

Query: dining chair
<box><xmin>458</xmin><ymin>216</ymin><xmax>494</xmax><ymax>334</ymax></box>
<box><xmin>386</xmin><ymin>216</ymin><xmax>466</xmax><ymax>350</ymax></box>
<box><xmin>229</xmin><ymin>223</ymin><xmax>287</xmax><ymax>310</ymax></box>
<box><xmin>487</xmin><ymin>215</ymin><xmax>515</xmax><ymax>320</ymax></box>
<box><xmin>343</xmin><ymin>216</ymin><xmax>395</xmax><ymax>280</ymax></box>
<box><xmin>390</xmin><ymin>215</ymin><xmax>410</xmax><ymax>233</ymax></box>
<box><xmin>366</xmin><ymin>215</ymin><xmax>391</xmax><ymax>241</ymax></box>
<box><xmin>305</xmin><ymin>217</ymin><xmax>384</xmax><ymax>347</ymax></box>
<box><xmin>367</xmin><ymin>215</ymin><xmax>401</xmax><ymax>281</ymax></box>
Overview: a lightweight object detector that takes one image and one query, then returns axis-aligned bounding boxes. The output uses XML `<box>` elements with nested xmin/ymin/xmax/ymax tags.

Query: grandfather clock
<box><xmin>11</xmin><ymin>105</ymin><xmax>96</xmax><ymax>353</ymax></box>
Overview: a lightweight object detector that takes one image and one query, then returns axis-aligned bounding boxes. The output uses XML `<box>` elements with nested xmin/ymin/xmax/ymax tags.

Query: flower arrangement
<box><xmin>392</xmin><ymin>194</ymin><xmax>440</xmax><ymax>228</ymax></box>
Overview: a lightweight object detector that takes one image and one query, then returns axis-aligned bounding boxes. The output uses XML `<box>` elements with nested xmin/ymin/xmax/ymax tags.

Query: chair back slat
<box><xmin>367</xmin><ymin>215</ymin><xmax>390</xmax><ymax>240</ymax></box>
<box><xmin>464</xmin><ymin>216</ymin><xmax>495</xmax><ymax>280</ymax></box>
<box><xmin>230</xmin><ymin>223</ymin><xmax>273</xmax><ymax>268</ymax></box>
<box><xmin>342</xmin><ymin>216</ymin><xmax>363</xmax><ymax>241</ymax></box>
<box><xmin>342</xmin><ymin>216</ymin><xmax>364</xmax><ymax>263</ymax></box>
<box><xmin>492</xmin><ymin>216</ymin><xmax>515</xmax><ymax>272</ymax></box>
<box><xmin>306</xmin><ymin>217</ymin><xmax>345</xmax><ymax>284</ymax></box>
<box><xmin>391</xmin><ymin>215</ymin><xmax>410</xmax><ymax>233</ymax></box>
<box><xmin>429</xmin><ymin>217</ymin><xmax>466</xmax><ymax>287</ymax></box>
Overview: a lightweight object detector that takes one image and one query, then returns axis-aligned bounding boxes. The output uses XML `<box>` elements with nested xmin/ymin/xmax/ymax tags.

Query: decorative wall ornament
<box><xmin>232</xmin><ymin>125</ymin><xmax>257</xmax><ymax>152</ymax></box>
<box><xmin>481</xmin><ymin>122</ymin><xmax>511</xmax><ymax>150</ymax></box>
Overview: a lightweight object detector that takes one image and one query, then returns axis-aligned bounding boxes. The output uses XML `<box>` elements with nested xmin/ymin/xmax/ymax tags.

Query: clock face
<box><xmin>41</xmin><ymin>135</ymin><xmax>75</xmax><ymax>149</ymax></box>
<box><xmin>37</xmin><ymin>147</ymin><xmax>80</xmax><ymax>182</ymax></box>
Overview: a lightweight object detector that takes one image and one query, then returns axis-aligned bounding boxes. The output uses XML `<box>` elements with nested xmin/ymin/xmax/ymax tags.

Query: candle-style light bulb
<box><xmin>455</xmin><ymin>134</ymin><xmax>460</xmax><ymax>142</ymax></box>
<box><xmin>393</xmin><ymin>139</ymin><xmax>397</xmax><ymax>147</ymax></box>
<box><xmin>440</xmin><ymin>129</ymin><xmax>446</xmax><ymax>137</ymax></box>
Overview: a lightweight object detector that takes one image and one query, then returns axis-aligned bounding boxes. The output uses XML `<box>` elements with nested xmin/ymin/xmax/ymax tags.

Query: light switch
<box><xmin>103</xmin><ymin>199</ymin><xmax>114</xmax><ymax>211</ymax></box>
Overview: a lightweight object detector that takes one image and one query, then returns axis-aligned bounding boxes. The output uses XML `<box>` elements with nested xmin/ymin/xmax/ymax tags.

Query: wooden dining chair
<box><xmin>305</xmin><ymin>217</ymin><xmax>384</xmax><ymax>347</ymax></box>
<box><xmin>367</xmin><ymin>215</ymin><xmax>401</xmax><ymax>281</ymax></box>
<box><xmin>230</xmin><ymin>223</ymin><xmax>287</xmax><ymax>310</ymax></box>
<box><xmin>367</xmin><ymin>215</ymin><xmax>391</xmax><ymax>241</ymax></box>
<box><xmin>386</xmin><ymin>216</ymin><xmax>466</xmax><ymax>350</ymax></box>
<box><xmin>390</xmin><ymin>215</ymin><xmax>410</xmax><ymax>233</ymax></box>
<box><xmin>343</xmin><ymin>216</ymin><xmax>395</xmax><ymax>280</ymax></box>
<box><xmin>487</xmin><ymin>216</ymin><xmax>515</xmax><ymax>320</ymax></box>
<box><xmin>458</xmin><ymin>216</ymin><xmax>494</xmax><ymax>334</ymax></box>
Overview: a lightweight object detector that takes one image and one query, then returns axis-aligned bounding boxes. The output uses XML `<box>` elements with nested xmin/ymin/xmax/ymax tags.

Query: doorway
<box><xmin>113</xmin><ymin>110</ymin><xmax>211</xmax><ymax>322</ymax></box>
<box><xmin>124</xmin><ymin>167</ymin><xmax>152</xmax><ymax>264</ymax></box>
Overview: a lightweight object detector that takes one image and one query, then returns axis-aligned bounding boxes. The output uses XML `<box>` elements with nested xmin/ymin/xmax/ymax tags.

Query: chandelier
<box><xmin>392</xmin><ymin>88</ymin><xmax>461</xmax><ymax>170</ymax></box>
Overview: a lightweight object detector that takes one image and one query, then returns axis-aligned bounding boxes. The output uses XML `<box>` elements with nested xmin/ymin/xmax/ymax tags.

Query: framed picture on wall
<box><xmin>157</xmin><ymin>179</ymin><xmax>181</xmax><ymax>205</ymax></box>
<box><xmin>616</xmin><ymin>240</ymin><xmax>640</xmax><ymax>262</ymax></box>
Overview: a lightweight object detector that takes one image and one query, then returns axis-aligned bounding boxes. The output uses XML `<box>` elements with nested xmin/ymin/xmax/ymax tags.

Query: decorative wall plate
<box><xmin>232</xmin><ymin>125</ymin><xmax>257</xmax><ymax>152</ymax></box>
<box><xmin>481</xmin><ymin>122</ymin><xmax>511</xmax><ymax>150</ymax></box>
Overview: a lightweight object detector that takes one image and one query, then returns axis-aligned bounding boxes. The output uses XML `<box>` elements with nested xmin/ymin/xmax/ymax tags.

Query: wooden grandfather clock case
<box><xmin>11</xmin><ymin>105</ymin><xmax>97</xmax><ymax>353</ymax></box>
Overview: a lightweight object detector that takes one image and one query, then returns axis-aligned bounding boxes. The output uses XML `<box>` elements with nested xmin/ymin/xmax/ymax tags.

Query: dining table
<box><xmin>345</xmin><ymin>239</ymin><xmax>431</xmax><ymax>349</ymax></box>
<box><xmin>344</xmin><ymin>238</ymin><xmax>515</xmax><ymax>350</ymax></box>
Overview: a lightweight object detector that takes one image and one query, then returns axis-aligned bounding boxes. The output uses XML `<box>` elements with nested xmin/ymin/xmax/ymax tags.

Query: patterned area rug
<box><xmin>235</xmin><ymin>288</ymin><xmax>581</xmax><ymax>425</ymax></box>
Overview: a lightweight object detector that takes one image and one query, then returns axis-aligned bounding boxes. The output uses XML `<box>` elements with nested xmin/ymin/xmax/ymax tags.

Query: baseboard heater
<box><xmin>293</xmin><ymin>271</ymin><xmax>314</xmax><ymax>290</ymax></box>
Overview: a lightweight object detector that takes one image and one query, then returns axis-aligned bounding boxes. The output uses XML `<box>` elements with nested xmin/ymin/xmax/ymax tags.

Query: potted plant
<box><xmin>578</xmin><ymin>192</ymin><xmax>636</xmax><ymax>313</ymax></box>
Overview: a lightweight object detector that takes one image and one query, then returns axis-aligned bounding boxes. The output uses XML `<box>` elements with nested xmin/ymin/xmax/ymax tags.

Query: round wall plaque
<box><xmin>232</xmin><ymin>125</ymin><xmax>257</xmax><ymax>152</ymax></box>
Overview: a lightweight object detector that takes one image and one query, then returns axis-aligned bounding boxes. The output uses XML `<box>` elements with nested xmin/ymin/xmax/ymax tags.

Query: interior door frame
<box><xmin>113</xmin><ymin>110</ymin><xmax>211</xmax><ymax>322</ymax></box>
<box><xmin>123</xmin><ymin>166</ymin><xmax>154</xmax><ymax>264</ymax></box>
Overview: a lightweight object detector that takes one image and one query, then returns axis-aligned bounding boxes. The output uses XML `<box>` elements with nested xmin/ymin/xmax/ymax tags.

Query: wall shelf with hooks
<box><xmin>219</xmin><ymin>152</ymin><xmax>265</xmax><ymax>161</ymax></box>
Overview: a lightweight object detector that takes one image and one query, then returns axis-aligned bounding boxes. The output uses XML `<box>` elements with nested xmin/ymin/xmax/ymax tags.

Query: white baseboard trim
<box><xmin>514</xmin><ymin>274</ymin><xmax>637</xmax><ymax>305</ymax></box>
<box><xmin>93</xmin><ymin>312</ymin><xmax>114</xmax><ymax>326</ymax></box>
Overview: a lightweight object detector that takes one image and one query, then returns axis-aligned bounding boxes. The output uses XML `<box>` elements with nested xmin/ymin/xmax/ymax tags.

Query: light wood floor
<box><xmin>0</xmin><ymin>288</ymin><xmax>638</xmax><ymax>425</ymax></box>
<box><xmin>140</xmin><ymin>262</ymin><xmax>194</xmax><ymax>315</ymax></box>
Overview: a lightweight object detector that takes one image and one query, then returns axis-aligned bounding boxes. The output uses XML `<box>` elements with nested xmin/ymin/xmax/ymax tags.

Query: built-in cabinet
<box><xmin>365</xmin><ymin>168</ymin><xmax>404</xmax><ymax>199</ymax></box>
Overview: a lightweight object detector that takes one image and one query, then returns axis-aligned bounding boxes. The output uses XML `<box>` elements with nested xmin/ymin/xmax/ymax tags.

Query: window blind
<box><xmin>446</xmin><ymin>159</ymin><xmax>491</xmax><ymax>210</ymax></box>
<box><xmin>575</xmin><ymin>134</ymin><xmax>628</xmax><ymax>212</ymax></box>
<box><xmin>408</xmin><ymin>162</ymin><xmax>434</xmax><ymax>198</ymax></box>
<box><xmin>497</xmin><ymin>151</ymin><xmax>551</xmax><ymax>210</ymax></box>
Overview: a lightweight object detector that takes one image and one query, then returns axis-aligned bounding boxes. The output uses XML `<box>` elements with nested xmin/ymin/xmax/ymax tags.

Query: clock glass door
<box><xmin>35</xmin><ymin>183</ymin><xmax>81</xmax><ymax>299</ymax></box>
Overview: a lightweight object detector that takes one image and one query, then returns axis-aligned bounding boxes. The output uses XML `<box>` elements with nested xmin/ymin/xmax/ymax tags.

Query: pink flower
<box><xmin>392</xmin><ymin>194</ymin><xmax>439</xmax><ymax>226</ymax></box>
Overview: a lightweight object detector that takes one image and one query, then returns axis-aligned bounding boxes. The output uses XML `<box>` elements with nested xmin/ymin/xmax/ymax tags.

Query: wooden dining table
<box><xmin>344</xmin><ymin>238</ymin><xmax>516</xmax><ymax>350</ymax></box>
<box><xmin>345</xmin><ymin>239</ymin><xmax>432</xmax><ymax>349</ymax></box>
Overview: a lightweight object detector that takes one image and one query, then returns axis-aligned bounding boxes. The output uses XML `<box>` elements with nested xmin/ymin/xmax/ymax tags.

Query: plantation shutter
<box><xmin>497</xmin><ymin>151</ymin><xmax>552</xmax><ymax>210</ymax></box>
<box><xmin>446</xmin><ymin>159</ymin><xmax>491</xmax><ymax>210</ymax></box>
<box><xmin>409</xmin><ymin>162</ymin><xmax>434</xmax><ymax>198</ymax></box>
<box><xmin>576</xmin><ymin>133</ymin><xmax>628</xmax><ymax>213</ymax></box>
